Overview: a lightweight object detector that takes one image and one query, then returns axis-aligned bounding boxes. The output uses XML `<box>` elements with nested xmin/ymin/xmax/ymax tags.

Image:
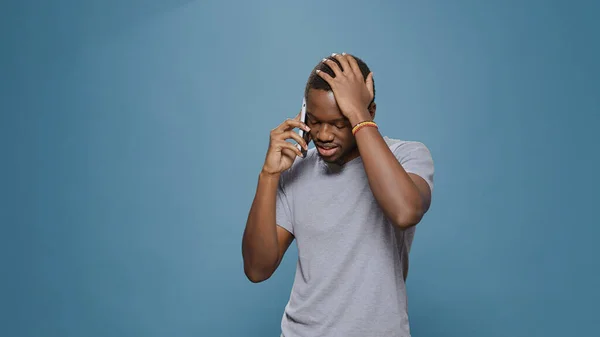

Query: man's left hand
<box><xmin>316</xmin><ymin>53</ymin><xmax>374</xmax><ymax>126</ymax></box>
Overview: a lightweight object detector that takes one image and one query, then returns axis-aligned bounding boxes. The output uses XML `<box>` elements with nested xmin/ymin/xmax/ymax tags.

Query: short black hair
<box><xmin>304</xmin><ymin>54</ymin><xmax>375</xmax><ymax>104</ymax></box>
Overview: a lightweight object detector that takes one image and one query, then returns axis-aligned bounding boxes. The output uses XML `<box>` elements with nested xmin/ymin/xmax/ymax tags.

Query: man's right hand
<box><xmin>262</xmin><ymin>113</ymin><xmax>311</xmax><ymax>175</ymax></box>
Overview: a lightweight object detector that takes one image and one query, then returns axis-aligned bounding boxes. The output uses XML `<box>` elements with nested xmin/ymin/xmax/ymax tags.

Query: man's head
<box><xmin>304</xmin><ymin>54</ymin><xmax>376</xmax><ymax>165</ymax></box>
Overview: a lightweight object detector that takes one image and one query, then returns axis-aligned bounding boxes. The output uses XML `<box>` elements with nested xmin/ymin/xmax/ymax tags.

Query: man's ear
<box><xmin>368</xmin><ymin>102</ymin><xmax>377</xmax><ymax>120</ymax></box>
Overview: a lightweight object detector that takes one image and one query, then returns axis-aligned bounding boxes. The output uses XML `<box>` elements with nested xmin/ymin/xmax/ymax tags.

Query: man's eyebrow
<box><xmin>306</xmin><ymin>112</ymin><xmax>347</xmax><ymax>123</ymax></box>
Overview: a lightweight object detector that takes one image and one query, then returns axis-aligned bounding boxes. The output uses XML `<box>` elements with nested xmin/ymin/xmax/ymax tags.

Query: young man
<box><xmin>242</xmin><ymin>53</ymin><xmax>434</xmax><ymax>337</ymax></box>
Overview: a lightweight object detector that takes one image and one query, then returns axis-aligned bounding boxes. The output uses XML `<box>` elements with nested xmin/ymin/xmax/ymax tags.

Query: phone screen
<box><xmin>298</xmin><ymin>97</ymin><xmax>310</xmax><ymax>158</ymax></box>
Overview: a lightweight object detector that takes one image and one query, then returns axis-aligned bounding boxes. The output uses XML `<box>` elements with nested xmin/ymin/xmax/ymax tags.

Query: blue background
<box><xmin>2</xmin><ymin>0</ymin><xmax>599</xmax><ymax>336</ymax></box>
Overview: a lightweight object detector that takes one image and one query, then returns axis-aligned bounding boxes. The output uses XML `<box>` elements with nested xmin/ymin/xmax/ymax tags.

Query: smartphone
<box><xmin>297</xmin><ymin>97</ymin><xmax>310</xmax><ymax>158</ymax></box>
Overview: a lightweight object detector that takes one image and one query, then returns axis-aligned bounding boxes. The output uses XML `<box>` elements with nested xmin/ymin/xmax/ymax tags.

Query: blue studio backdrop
<box><xmin>2</xmin><ymin>1</ymin><xmax>599</xmax><ymax>336</ymax></box>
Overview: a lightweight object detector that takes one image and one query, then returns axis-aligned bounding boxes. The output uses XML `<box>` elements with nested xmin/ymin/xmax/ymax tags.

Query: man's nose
<box><xmin>316</xmin><ymin>124</ymin><xmax>335</xmax><ymax>142</ymax></box>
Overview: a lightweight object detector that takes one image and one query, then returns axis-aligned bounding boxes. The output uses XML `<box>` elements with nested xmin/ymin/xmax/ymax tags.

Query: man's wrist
<box><xmin>347</xmin><ymin>109</ymin><xmax>372</xmax><ymax>127</ymax></box>
<box><xmin>259</xmin><ymin>169</ymin><xmax>281</xmax><ymax>181</ymax></box>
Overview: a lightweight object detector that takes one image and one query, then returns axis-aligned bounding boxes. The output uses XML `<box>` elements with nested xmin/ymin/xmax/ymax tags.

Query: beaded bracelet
<box><xmin>352</xmin><ymin>121</ymin><xmax>378</xmax><ymax>135</ymax></box>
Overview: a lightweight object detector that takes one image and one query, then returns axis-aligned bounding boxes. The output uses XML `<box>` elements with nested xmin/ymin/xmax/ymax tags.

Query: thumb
<box><xmin>366</xmin><ymin>72</ymin><xmax>374</xmax><ymax>98</ymax></box>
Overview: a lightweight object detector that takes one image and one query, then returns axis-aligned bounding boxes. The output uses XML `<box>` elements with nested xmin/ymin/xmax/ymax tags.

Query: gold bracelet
<box><xmin>352</xmin><ymin>121</ymin><xmax>378</xmax><ymax>135</ymax></box>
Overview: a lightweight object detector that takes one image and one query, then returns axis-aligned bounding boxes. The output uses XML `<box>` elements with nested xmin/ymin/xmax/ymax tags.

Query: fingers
<box><xmin>276</xmin><ymin>130</ymin><xmax>308</xmax><ymax>150</ymax></box>
<box><xmin>290</xmin><ymin>130</ymin><xmax>309</xmax><ymax>149</ymax></box>
<box><xmin>281</xmin><ymin>147</ymin><xmax>300</xmax><ymax>161</ymax></box>
<box><xmin>333</xmin><ymin>53</ymin><xmax>352</xmax><ymax>74</ymax></box>
<box><xmin>270</xmin><ymin>118</ymin><xmax>310</xmax><ymax>151</ymax></box>
<box><xmin>344</xmin><ymin>53</ymin><xmax>362</xmax><ymax>77</ymax></box>
<box><xmin>273</xmin><ymin>117</ymin><xmax>310</xmax><ymax>133</ymax></box>
<box><xmin>366</xmin><ymin>72</ymin><xmax>374</xmax><ymax>98</ymax></box>
<box><xmin>276</xmin><ymin>140</ymin><xmax>303</xmax><ymax>158</ymax></box>
<box><xmin>319</xmin><ymin>53</ymin><xmax>362</xmax><ymax>84</ymax></box>
<box><xmin>321</xmin><ymin>57</ymin><xmax>342</xmax><ymax>77</ymax></box>
<box><xmin>316</xmin><ymin>69</ymin><xmax>334</xmax><ymax>85</ymax></box>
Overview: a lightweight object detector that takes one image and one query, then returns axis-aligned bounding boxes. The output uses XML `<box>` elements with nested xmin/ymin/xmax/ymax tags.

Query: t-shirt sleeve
<box><xmin>393</xmin><ymin>141</ymin><xmax>434</xmax><ymax>192</ymax></box>
<box><xmin>275</xmin><ymin>173</ymin><xmax>294</xmax><ymax>235</ymax></box>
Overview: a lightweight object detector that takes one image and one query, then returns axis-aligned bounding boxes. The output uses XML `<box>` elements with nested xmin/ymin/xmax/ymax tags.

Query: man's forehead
<box><xmin>306</xmin><ymin>90</ymin><xmax>343</xmax><ymax>116</ymax></box>
<box><xmin>306</xmin><ymin>111</ymin><xmax>347</xmax><ymax>123</ymax></box>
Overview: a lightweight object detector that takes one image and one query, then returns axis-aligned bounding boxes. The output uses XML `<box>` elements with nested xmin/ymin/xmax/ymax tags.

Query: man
<box><xmin>242</xmin><ymin>53</ymin><xmax>434</xmax><ymax>337</ymax></box>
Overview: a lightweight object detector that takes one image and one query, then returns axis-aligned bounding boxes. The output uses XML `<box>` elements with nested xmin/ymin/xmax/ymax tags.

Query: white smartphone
<box><xmin>297</xmin><ymin>97</ymin><xmax>310</xmax><ymax>158</ymax></box>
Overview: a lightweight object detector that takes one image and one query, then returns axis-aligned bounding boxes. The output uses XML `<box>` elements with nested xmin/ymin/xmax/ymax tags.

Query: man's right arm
<box><xmin>241</xmin><ymin>114</ymin><xmax>309</xmax><ymax>283</ymax></box>
<box><xmin>242</xmin><ymin>172</ymin><xmax>294</xmax><ymax>283</ymax></box>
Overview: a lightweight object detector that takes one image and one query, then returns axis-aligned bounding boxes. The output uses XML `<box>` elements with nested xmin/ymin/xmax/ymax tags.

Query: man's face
<box><xmin>305</xmin><ymin>89</ymin><xmax>358</xmax><ymax>165</ymax></box>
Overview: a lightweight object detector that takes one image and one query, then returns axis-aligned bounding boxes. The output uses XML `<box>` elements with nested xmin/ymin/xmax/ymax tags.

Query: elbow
<box><xmin>244</xmin><ymin>263</ymin><xmax>275</xmax><ymax>283</ymax></box>
<box><xmin>391</xmin><ymin>204</ymin><xmax>425</xmax><ymax>229</ymax></box>
<box><xmin>245</xmin><ymin>269</ymin><xmax>270</xmax><ymax>283</ymax></box>
<box><xmin>241</xmin><ymin>242</ymin><xmax>280</xmax><ymax>283</ymax></box>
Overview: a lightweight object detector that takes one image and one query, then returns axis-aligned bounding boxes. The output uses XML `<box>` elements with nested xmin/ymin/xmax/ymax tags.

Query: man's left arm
<box><xmin>316</xmin><ymin>53</ymin><xmax>433</xmax><ymax>228</ymax></box>
<box><xmin>351</xmin><ymin>124</ymin><xmax>433</xmax><ymax>229</ymax></box>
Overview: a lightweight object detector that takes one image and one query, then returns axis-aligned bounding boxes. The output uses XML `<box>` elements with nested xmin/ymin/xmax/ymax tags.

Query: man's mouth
<box><xmin>316</xmin><ymin>145</ymin><xmax>339</xmax><ymax>157</ymax></box>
